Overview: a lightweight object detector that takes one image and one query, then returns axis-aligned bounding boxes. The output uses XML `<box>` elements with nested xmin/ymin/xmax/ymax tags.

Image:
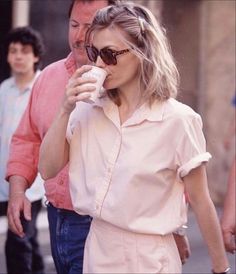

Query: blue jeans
<box><xmin>4</xmin><ymin>199</ymin><xmax>44</xmax><ymax>274</ymax></box>
<box><xmin>47</xmin><ymin>202</ymin><xmax>91</xmax><ymax>274</ymax></box>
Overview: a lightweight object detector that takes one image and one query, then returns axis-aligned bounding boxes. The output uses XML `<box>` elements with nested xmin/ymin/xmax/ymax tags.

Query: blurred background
<box><xmin>0</xmin><ymin>0</ymin><xmax>235</xmax><ymax>273</ymax></box>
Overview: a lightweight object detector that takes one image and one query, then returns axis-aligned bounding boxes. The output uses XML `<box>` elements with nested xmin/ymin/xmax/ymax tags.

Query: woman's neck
<box><xmin>118</xmin><ymin>85</ymin><xmax>144</xmax><ymax>124</ymax></box>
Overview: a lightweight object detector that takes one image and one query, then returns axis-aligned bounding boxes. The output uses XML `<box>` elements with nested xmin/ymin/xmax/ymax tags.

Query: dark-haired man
<box><xmin>6</xmin><ymin>1</ymin><xmax>120</xmax><ymax>274</ymax></box>
<box><xmin>0</xmin><ymin>26</ymin><xmax>45</xmax><ymax>274</ymax></box>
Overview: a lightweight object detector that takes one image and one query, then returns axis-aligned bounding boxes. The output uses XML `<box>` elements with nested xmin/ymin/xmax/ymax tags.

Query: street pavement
<box><xmin>0</xmin><ymin>206</ymin><xmax>235</xmax><ymax>274</ymax></box>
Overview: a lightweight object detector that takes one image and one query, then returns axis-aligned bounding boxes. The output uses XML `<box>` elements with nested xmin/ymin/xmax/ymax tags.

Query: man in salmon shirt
<box><xmin>6</xmin><ymin>0</ymin><xmax>190</xmax><ymax>273</ymax></box>
<box><xmin>5</xmin><ymin>1</ymin><xmax>114</xmax><ymax>273</ymax></box>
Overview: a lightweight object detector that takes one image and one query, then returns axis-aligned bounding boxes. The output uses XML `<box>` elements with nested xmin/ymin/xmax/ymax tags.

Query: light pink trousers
<box><xmin>83</xmin><ymin>218</ymin><xmax>182</xmax><ymax>273</ymax></box>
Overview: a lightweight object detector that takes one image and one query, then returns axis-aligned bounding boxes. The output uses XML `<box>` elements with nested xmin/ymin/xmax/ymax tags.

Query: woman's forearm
<box><xmin>191</xmin><ymin>197</ymin><xmax>229</xmax><ymax>272</ymax></box>
<box><xmin>38</xmin><ymin>65</ymin><xmax>97</xmax><ymax>179</ymax></box>
<box><xmin>39</xmin><ymin>109</ymin><xmax>70</xmax><ymax>179</ymax></box>
<box><xmin>184</xmin><ymin>165</ymin><xmax>229</xmax><ymax>273</ymax></box>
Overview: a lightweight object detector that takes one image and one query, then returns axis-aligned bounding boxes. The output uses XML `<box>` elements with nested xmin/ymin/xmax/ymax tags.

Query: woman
<box><xmin>39</xmin><ymin>2</ymin><xmax>230</xmax><ymax>273</ymax></box>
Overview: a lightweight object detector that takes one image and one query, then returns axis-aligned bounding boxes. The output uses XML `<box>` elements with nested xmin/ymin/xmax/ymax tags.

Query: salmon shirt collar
<box><xmin>64</xmin><ymin>52</ymin><xmax>77</xmax><ymax>77</ymax></box>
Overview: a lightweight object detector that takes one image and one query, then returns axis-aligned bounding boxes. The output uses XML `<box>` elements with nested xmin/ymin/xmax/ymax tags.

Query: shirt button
<box><xmin>58</xmin><ymin>179</ymin><xmax>64</xmax><ymax>185</ymax></box>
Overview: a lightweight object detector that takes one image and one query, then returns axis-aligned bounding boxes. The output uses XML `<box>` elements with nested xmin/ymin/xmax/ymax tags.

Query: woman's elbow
<box><xmin>38</xmin><ymin>146</ymin><xmax>69</xmax><ymax>180</ymax></box>
<box><xmin>38</xmin><ymin>163</ymin><xmax>56</xmax><ymax>180</ymax></box>
<box><xmin>38</xmin><ymin>157</ymin><xmax>68</xmax><ymax>180</ymax></box>
<box><xmin>38</xmin><ymin>150</ymin><xmax>59</xmax><ymax>180</ymax></box>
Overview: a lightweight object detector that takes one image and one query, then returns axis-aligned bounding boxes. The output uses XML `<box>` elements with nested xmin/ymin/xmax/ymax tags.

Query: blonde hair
<box><xmin>86</xmin><ymin>2</ymin><xmax>179</xmax><ymax>105</ymax></box>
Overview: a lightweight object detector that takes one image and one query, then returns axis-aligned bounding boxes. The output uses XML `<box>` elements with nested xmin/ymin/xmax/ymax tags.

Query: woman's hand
<box><xmin>62</xmin><ymin>65</ymin><xmax>97</xmax><ymax>114</ymax></box>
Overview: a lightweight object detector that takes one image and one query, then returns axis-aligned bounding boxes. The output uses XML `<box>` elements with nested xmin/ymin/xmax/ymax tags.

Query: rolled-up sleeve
<box><xmin>6</xmin><ymin>78</ymin><xmax>42</xmax><ymax>185</ymax></box>
<box><xmin>176</xmin><ymin>114</ymin><xmax>211</xmax><ymax>179</ymax></box>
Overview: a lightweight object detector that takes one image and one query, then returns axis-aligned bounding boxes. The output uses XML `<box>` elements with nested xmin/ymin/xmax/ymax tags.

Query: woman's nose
<box><xmin>96</xmin><ymin>56</ymin><xmax>106</xmax><ymax>69</ymax></box>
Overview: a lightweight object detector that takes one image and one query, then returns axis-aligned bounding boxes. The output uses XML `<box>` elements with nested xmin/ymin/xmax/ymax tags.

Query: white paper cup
<box><xmin>81</xmin><ymin>66</ymin><xmax>107</xmax><ymax>104</ymax></box>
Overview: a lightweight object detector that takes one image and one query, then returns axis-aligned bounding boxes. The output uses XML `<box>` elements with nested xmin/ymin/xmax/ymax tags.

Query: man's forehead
<box><xmin>71</xmin><ymin>0</ymin><xmax>108</xmax><ymax>22</ymax></box>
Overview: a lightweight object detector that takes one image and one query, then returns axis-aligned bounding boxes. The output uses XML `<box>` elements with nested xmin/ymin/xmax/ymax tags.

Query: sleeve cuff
<box><xmin>5</xmin><ymin>163</ymin><xmax>37</xmax><ymax>186</ymax></box>
<box><xmin>177</xmin><ymin>152</ymin><xmax>212</xmax><ymax>180</ymax></box>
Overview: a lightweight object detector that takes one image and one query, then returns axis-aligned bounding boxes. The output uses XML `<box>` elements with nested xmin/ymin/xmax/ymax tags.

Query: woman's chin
<box><xmin>103</xmin><ymin>80</ymin><xmax>117</xmax><ymax>90</ymax></box>
<box><xmin>103</xmin><ymin>82</ymin><xmax>111</xmax><ymax>90</ymax></box>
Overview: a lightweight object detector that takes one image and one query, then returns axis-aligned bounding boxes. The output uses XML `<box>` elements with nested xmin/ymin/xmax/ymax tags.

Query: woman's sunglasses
<box><xmin>85</xmin><ymin>45</ymin><xmax>130</xmax><ymax>65</ymax></box>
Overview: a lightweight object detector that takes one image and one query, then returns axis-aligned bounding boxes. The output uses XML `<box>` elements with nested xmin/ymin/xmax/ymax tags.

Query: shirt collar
<box><xmin>146</xmin><ymin>100</ymin><xmax>166</xmax><ymax>122</ymax></box>
<box><xmin>10</xmin><ymin>70</ymin><xmax>41</xmax><ymax>94</ymax></box>
<box><xmin>28</xmin><ymin>70</ymin><xmax>41</xmax><ymax>90</ymax></box>
<box><xmin>92</xmin><ymin>94</ymin><xmax>166</xmax><ymax>126</ymax></box>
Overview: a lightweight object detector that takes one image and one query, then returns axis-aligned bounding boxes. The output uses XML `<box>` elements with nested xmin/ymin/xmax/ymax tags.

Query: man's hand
<box><xmin>7</xmin><ymin>192</ymin><xmax>31</xmax><ymax>237</ymax></box>
<box><xmin>7</xmin><ymin>175</ymin><xmax>31</xmax><ymax>237</ymax></box>
<box><xmin>173</xmin><ymin>234</ymin><xmax>191</xmax><ymax>264</ymax></box>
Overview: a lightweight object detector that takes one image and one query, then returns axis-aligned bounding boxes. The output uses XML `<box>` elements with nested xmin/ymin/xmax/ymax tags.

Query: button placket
<box><xmin>94</xmin><ymin>133</ymin><xmax>122</xmax><ymax>217</ymax></box>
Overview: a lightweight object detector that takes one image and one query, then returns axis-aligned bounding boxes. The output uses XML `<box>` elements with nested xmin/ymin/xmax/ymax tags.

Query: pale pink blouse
<box><xmin>67</xmin><ymin>97</ymin><xmax>211</xmax><ymax>235</ymax></box>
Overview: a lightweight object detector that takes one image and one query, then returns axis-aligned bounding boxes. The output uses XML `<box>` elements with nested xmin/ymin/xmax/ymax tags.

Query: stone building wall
<box><xmin>204</xmin><ymin>0</ymin><xmax>235</xmax><ymax>203</ymax></box>
<box><xmin>135</xmin><ymin>0</ymin><xmax>163</xmax><ymax>20</ymax></box>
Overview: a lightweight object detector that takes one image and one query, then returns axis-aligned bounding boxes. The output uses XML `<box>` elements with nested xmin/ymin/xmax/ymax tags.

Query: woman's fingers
<box><xmin>62</xmin><ymin>65</ymin><xmax>98</xmax><ymax>113</ymax></box>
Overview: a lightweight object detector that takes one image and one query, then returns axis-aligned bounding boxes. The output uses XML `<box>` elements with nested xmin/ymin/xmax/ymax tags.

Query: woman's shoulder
<box><xmin>162</xmin><ymin>98</ymin><xmax>202</xmax><ymax>127</ymax></box>
<box><xmin>165</xmin><ymin>98</ymin><xmax>200</xmax><ymax>118</ymax></box>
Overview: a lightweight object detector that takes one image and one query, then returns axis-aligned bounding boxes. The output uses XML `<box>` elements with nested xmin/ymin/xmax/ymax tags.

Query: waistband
<box><xmin>91</xmin><ymin>218</ymin><xmax>173</xmax><ymax>242</ymax></box>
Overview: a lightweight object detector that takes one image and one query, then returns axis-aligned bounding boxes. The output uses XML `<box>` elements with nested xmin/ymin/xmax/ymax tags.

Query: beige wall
<box><xmin>161</xmin><ymin>0</ymin><xmax>201</xmax><ymax>109</ymax></box>
<box><xmin>204</xmin><ymin>0</ymin><xmax>235</xmax><ymax>203</ymax></box>
<box><xmin>135</xmin><ymin>0</ymin><xmax>162</xmax><ymax>19</ymax></box>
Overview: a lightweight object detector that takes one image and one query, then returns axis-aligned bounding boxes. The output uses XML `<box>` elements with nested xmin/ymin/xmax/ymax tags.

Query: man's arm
<box><xmin>6</xmin><ymin>76</ymin><xmax>42</xmax><ymax>236</ymax></box>
<box><xmin>6</xmin><ymin>81</ymin><xmax>41</xmax><ymax>184</ymax></box>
